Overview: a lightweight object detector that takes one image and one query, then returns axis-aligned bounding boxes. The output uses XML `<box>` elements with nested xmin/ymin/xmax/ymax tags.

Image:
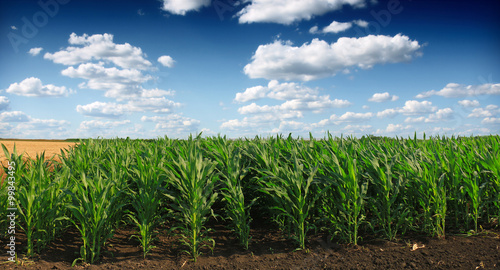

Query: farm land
<box><xmin>0</xmin><ymin>134</ymin><xmax>499</xmax><ymax>269</ymax></box>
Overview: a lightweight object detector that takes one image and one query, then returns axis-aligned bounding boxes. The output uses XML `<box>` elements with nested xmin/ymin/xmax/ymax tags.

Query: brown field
<box><xmin>0</xmin><ymin>140</ymin><xmax>77</xmax><ymax>184</ymax></box>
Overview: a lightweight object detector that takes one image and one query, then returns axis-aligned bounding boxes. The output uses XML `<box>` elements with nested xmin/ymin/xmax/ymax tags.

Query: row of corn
<box><xmin>1</xmin><ymin>133</ymin><xmax>499</xmax><ymax>264</ymax></box>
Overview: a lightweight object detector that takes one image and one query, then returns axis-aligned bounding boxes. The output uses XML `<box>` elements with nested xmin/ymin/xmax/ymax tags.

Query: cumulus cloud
<box><xmin>244</xmin><ymin>34</ymin><xmax>421</xmax><ymax>81</ymax></box>
<box><xmin>0</xmin><ymin>96</ymin><xmax>9</xmax><ymax>111</ymax></box>
<box><xmin>0</xmin><ymin>111</ymin><xmax>30</xmax><ymax>122</ymax></box>
<box><xmin>368</xmin><ymin>92</ymin><xmax>399</xmax><ymax>102</ymax></box>
<box><xmin>468</xmin><ymin>105</ymin><xmax>500</xmax><ymax>118</ymax></box>
<box><xmin>225</xmin><ymin>80</ymin><xmax>353</xmax><ymax>133</ymax></box>
<box><xmin>79</xmin><ymin>120</ymin><xmax>131</xmax><ymax>130</ymax></box>
<box><xmin>482</xmin><ymin>117</ymin><xmax>500</xmax><ymax>124</ymax></box>
<box><xmin>310</xmin><ymin>19</ymin><xmax>369</xmax><ymax>34</ymax></box>
<box><xmin>376</xmin><ymin>123</ymin><xmax>412</xmax><ymax>134</ymax></box>
<box><xmin>141</xmin><ymin>114</ymin><xmax>201</xmax><ymax>134</ymax></box>
<box><xmin>404</xmin><ymin>116</ymin><xmax>425</xmax><ymax>123</ymax></box>
<box><xmin>128</xmin><ymin>97</ymin><xmax>181</xmax><ymax>113</ymax></box>
<box><xmin>28</xmin><ymin>47</ymin><xmax>43</xmax><ymax>56</ymax></box>
<box><xmin>400</xmin><ymin>100</ymin><xmax>437</xmax><ymax>115</ymax></box>
<box><xmin>237</xmin><ymin>0</ymin><xmax>366</xmax><ymax>25</ymax></box>
<box><xmin>158</xmin><ymin>55</ymin><xmax>175</xmax><ymax>67</ymax></box>
<box><xmin>76</xmin><ymin>97</ymin><xmax>182</xmax><ymax>118</ymax></box>
<box><xmin>424</xmin><ymin>108</ymin><xmax>454</xmax><ymax>123</ymax></box>
<box><xmin>377</xmin><ymin>100</ymin><xmax>437</xmax><ymax>118</ymax></box>
<box><xmin>161</xmin><ymin>0</ymin><xmax>211</xmax><ymax>15</ymax></box>
<box><xmin>416</xmin><ymin>83</ymin><xmax>500</xmax><ymax>98</ymax></box>
<box><xmin>315</xmin><ymin>112</ymin><xmax>373</xmax><ymax>126</ymax></box>
<box><xmin>232</xmin><ymin>80</ymin><xmax>351</xmax><ymax>127</ymax></box>
<box><xmin>221</xmin><ymin>115</ymin><xmax>296</xmax><ymax>131</ymax></box>
<box><xmin>61</xmin><ymin>62</ymin><xmax>152</xmax><ymax>99</ymax></box>
<box><xmin>5</xmin><ymin>77</ymin><xmax>72</xmax><ymax>97</ymax></box>
<box><xmin>16</xmin><ymin>118</ymin><xmax>70</xmax><ymax>131</ymax></box>
<box><xmin>76</xmin><ymin>102</ymin><xmax>129</xmax><ymax>118</ymax></box>
<box><xmin>458</xmin><ymin>99</ymin><xmax>480</xmax><ymax>108</ymax></box>
<box><xmin>44</xmin><ymin>33</ymin><xmax>152</xmax><ymax>70</ymax></box>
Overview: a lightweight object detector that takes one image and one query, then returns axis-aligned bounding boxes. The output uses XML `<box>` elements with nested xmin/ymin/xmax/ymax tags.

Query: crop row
<box><xmin>1</xmin><ymin>133</ymin><xmax>499</xmax><ymax>264</ymax></box>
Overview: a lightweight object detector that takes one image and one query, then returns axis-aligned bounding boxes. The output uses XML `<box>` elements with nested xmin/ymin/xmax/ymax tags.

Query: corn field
<box><xmin>1</xmin><ymin>133</ymin><xmax>499</xmax><ymax>263</ymax></box>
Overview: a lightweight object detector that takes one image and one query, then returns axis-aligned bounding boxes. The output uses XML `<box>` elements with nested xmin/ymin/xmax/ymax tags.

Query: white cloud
<box><xmin>244</xmin><ymin>34</ymin><xmax>421</xmax><ymax>81</ymax></box>
<box><xmin>458</xmin><ymin>99</ymin><xmax>480</xmax><ymax>108</ymax></box>
<box><xmin>323</xmin><ymin>21</ymin><xmax>353</xmax><ymax>33</ymax></box>
<box><xmin>0</xmin><ymin>96</ymin><xmax>9</xmax><ymax>111</ymax></box>
<box><xmin>400</xmin><ymin>100</ymin><xmax>437</xmax><ymax>115</ymax></box>
<box><xmin>77</xmin><ymin>97</ymin><xmax>182</xmax><ymax>118</ymax></box>
<box><xmin>424</xmin><ymin>108</ymin><xmax>454</xmax><ymax>123</ymax></box>
<box><xmin>141</xmin><ymin>88</ymin><xmax>175</xmax><ymax>98</ymax></box>
<box><xmin>235</xmin><ymin>85</ymin><xmax>269</xmax><ymax>103</ymax></box>
<box><xmin>44</xmin><ymin>33</ymin><xmax>152</xmax><ymax>70</ymax></box>
<box><xmin>308</xmin><ymin>26</ymin><xmax>319</xmax><ymax>34</ymax></box>
<box><xmin>11</xmin><ymin>26</ymin><xmax>17</xmax><ymax>30</ymax></box>
<box><xmin>76</xmin><ymin>102</ymin><xmax>129</xmax><ymax>118</ymax></box>
<box><xmin>221</xmin><ymin>115</ymin><xmax>296</xmax><ymax>131</ymax></box>
<box><xmin>0</xmin><ymin>112</ymin><xmax>69</xmax><ymax>139</ymax></box>
<box><xmin>468</xmin><ymin>105</ymin><xmax>500</xmax><ymax>118</ymax></box>
<box><xmin>237</xmin><ymin>0</ymin><xmax>366</xmax><ymax>25</ymax></box>
<box><xmin>316</xmin><ymin>112</ymin><xmax>373</xmax><ymax>126</ymax></box>
<box><xmin>158</xmin><ymin>55</ymin><xmax>175</xmax><ymax>68</ymax></box>
<box><xmin>0</xmin><ymin>111</ymin><xmax>29</xmax><ymax>122</ymax></box>
<box><xmin>377</xmin><ymin>100</ymin><xmax>437</xmax><ymax>118</ymax></box>
<box><xmin>128</xmin><ymin>97</ymin><xmax>181</xmax><ymax>113</ymax></box>
<box><xmin>377</xmin><ymin>108</ymin><xmax>398</xmax><ymax>118</ymax></box>
<box><xmin>5</xmin><ymin>77</ymin><xmax>72</xmax><ymax>97</ymax></box>
<box><xmin>353</xmin><ymin>19</ymin><xmax>369</xmax><ymax>27</ymax></box>
<box><xmin>368</xmin><ymin>92</ymin><xmax>399</xmax><ymax>102</ymax></box>
<box><xmin>16</xmin><ymin>118</ymin><xmax>70</xmax><ymax>131</ymax></box>
<box><xmin>79</xmin><ymin>120</ymin><xmax>131</xmax><ymax>130</ymax></box>
<box><xmin>61</xmin><ymin>62</ymin><xmax>152</xmax><ymax>99</ymax></box>
<box><xmin>343</xmin><ymin>124</ymin><xmax>372</xmax><ymax>132</ymax></box>
<box><xmin>310</xmin><ymin>20</ymin><xmax>369</xmax><ymax>34</ymax></box>
<box><xmin>28</xmin><ymin>47</ymin><xmax>43</xmax><ymax>56</ymax></box>
<box><xmin>141</xmin><ymin>114</ymin><xmax>201</xmax><ymax>134</ymax></box>
<box><xmin>376</xmin><ymin>123</ymin><xmax>412</xmax><ymax>134</ymax></box>
<box><xmin>481</xmin><ymin>117</ymin><xmax>500</xmax><ymax>124</ymax></box>
<box><xmin>404</xmin><ymin>116</ymin><xmax>425</xmax><ymax>123</ymax></box>
<box><xmin>234</xmin><ymin>81</ymin><xmax>351</xmax><ymax>113</ymax></box>
<box><xmin>161</xmin><ymin>0</ymin><xmax>211</xmax><ymax>15</ymax></box>
<box><xmin>416</xmin><ymin>83</ymin><xmax>500</xmax><ymax>98</ymax></box>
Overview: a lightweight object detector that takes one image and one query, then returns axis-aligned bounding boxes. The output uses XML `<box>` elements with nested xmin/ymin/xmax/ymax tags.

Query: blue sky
<box><xmin>0</xmin><ymin>0</ymin><xmax>499</xmax><ymax>139</ymax></box>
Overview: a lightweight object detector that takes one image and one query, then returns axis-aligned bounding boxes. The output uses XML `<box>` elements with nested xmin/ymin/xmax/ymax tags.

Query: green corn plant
<box><xmin>436</xmin><ymin>140</ymin><xmax>466</xmax><ymax>229</ymax></box>
<box><xmin>65</xmin><ymin>170</ymin><xmax>126</xmax><ymax>265</ymax></box>
<box><xmin>478</xmin><ymin>138</ymin><xmax>500</xmax><ymax>221</ymax></box>
<box><xmin>1</xmin><ymin>146</ymin><xmax>67</xmax><ymax>257</ymax></box>
<box><xmin>461</xmin><ymin>171</ymin><xmax>487</xmax><ymax>232</ymax></box>
<box><xmin>126</xmin><ymin>147</ymin><xmax>167</xmax><ymax>258</ymax></box>
<box><xmin>362</xmin><ymin>148</ymin><xmax>410</xmax><ymax>241</ymax></box>
<box><xmin>320</xmin><ymin>144</ymin><xmax>368</xmax><ymax>245</ymax></box>
<box><xmin>207</xmin><ymin>137</ymin><xmax>255</xmax><ymax>250</ymax></box>
<box><xmin>163</xmin><ymin>140</ymin><xmax>218</xmax><ymax>262</ymax></box>
<box><xmin>258</xmin><ymin>153</ymin><xmax>322</xmax><ymax>250</ymax></box>
<box><xmin>410</xmin><ymin>157</ymin><xmax>447</xmax><ymax>238</ymax></box>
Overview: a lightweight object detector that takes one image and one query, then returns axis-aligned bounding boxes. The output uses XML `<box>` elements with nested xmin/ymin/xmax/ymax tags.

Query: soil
<box><xmin>1</xmin><ymin>219</ymin><xmax>499</xmax><ymax>270</ymax></box>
